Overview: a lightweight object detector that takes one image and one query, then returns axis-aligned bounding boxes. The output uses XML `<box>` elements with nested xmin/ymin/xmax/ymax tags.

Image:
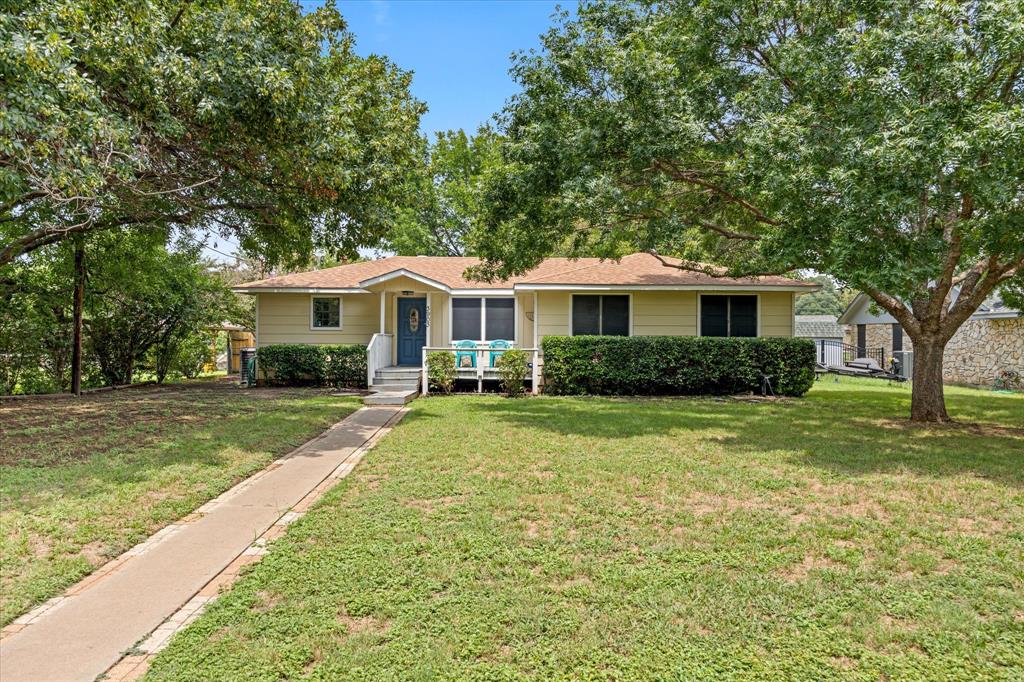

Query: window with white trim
<box><xmin>311</xmin><ymin>296</ymin><xmax>341</xmax><ymax>329</ymax></box>
<box><xmin>451</xmin><ymin>297</ymin><xmax>515</xmax><ymax>341</ymax></box>
<box><xmin>700</xmin><ymin>295</ymin><xmax>756</xmax><ymax>337</ymax></box>
<box><xmin>572</xmin><ymin>295</ymin><xmax>630</xmax><ymax>336</ymax></box>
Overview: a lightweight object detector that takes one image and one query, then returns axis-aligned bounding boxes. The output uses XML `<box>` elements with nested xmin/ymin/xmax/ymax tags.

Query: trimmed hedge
<box><xmin>541</xmin><ymin>336</ymin><xmax>815</xmax><ymax>397</ymax></box>
<box><xmin>426</xmin><ymin>351</ymin><xmax>456</xmax><ymax>393</ymax></box>
<box><xmin>495</xmin><ymin>348</ymin><xmax>529</xmax><ymax>397</ymax></box>
<box><xmin>257</xmin><ymin>344</ymin><xmax>366</xmax><ymax>389</ymax></box>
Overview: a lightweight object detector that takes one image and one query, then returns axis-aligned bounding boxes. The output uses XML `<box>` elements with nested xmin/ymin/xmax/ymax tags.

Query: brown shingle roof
<box><xmin>236</xmin><ymin>253</ymin><xmax>816</xmax><ymax>291</ymax></box>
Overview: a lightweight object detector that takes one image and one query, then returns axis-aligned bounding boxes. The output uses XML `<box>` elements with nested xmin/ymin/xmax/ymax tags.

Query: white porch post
<box><xmin>421</xmin><ymin>347</ymin><xmax>428</xmax><ymax>395</ymax></box>
<box><xmin>426</xmin><ymin>293</ymin><xmax>432</xmax><ymax>352</ymax></box>
<box><xmin>531</xmin><ymin>349</ymin><xmax>539</xmax><ymax>395</ymax></box>
<box><xmin>379</xmin><ymin>291</ymin><xmax>386</xmax><ymax>334</ymax></box>
<box><xmin>532</xmin><ymin>291</ymin><xmax>540</xmax><ymax>394</ymax></box>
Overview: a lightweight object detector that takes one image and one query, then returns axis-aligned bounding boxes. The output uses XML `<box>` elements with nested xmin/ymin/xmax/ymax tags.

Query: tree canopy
<box><xmin>1</xmin><ymin>0</ymin><xmax>423</xmax><ymax>268</ymax></box>
<box><xmin>0</xmin><ymin>232</ymin><xmax>239</xmax><ymax>393</ymax></box>
<box><xmin>388</xmin><ymin>128</ymin><xmax>503</xmax><ymax>256</ymax></box>
<box><xmin>478</xmin><ymin>0</ymin><xmax>1024</xmax><ymax>421</ymax></box>
<box><xmin>794</xmin><ymin>276</ymin><xmax>857</xmax><ymax>317</ymax></box>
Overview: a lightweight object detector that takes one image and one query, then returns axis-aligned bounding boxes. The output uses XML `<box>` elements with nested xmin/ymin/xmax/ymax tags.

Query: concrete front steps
<box><xmin>363</xmin><ymin>366</ymin><xmax>420</xmax><ymax>406</ymax></box>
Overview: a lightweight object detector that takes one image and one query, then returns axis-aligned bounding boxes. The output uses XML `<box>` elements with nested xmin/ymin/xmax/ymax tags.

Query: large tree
<box><xmin>389</xmin><ymin>128</ymin><xmax>503</xmax><ymax>256</ymax></box>
<box><xmin>478</xmin><ymin>0</ymin><xmax>1024</xmax><ymax>422</ymax></box>
<box><xmin>0</xmin><ymin>0</ymin><xmax>423</xmax><ymax>268</ymax></box>
<box><xmin>0</xmin><ymin>231</ymin><xmax>239</xmax><ymax>393</ymax></box>
<box><xmin>85</xmin><ymin>235</ymin><xmax>234</xmax><ymax>386</ymax></box>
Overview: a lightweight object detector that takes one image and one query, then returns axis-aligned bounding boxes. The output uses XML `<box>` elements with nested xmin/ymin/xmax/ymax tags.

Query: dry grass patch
<box><xmin>403</xmin><ymin>495</ymin><xmax>466</xmax><ymax>513</ymax></box>
<box><xmin>780</xmin><ymin>552</ymin><xmax>848</xmax><ymax>582</ymax></box>
<box><xmin>337</xmin><ymin>610</ymin><xmax>390</xmax><ymax>636</ymax></box>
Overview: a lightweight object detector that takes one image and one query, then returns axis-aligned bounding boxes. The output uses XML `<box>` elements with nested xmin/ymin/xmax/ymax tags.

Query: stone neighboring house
<box><xmin>838</xmin><ymin>292</ymin><xmax>1023</xmax><ymax>386</ymax></box>
<box><xmin>794</xmin><ymin>315</ymin><xmax>844</xmax><ymax>345</ymax></box>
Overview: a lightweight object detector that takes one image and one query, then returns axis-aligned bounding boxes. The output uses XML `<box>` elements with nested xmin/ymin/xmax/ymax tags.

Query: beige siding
<box><xmin>535</xmin><ymin>290</ymin><xmax>795</xmax><ymax>341</ymax></box>
<box><xmin>537</xmin><ymin>292</ymin><xmax>571</xmax><ymax>340</ymax></box>
<box><xmin>256</xmin><ymin>289</ymin><xmax>796</xmax><ymax>350</ymax></box>
<box><xmin>428</xmin><ymin>293</ymin><xmax>448</xmax><ymax>348</ymax></box>
<box><xmin>758</xmin><ymin>292</ymin><xmax>794</xmax><ymax>337</ymax></box>
<box><xmin>372</xmin><ymin>274</ymin><xmax>437</xmax><ymax>293</ymax></box>
<box><xmin>632</xmin><ymin>291</ymin><xmax>697</xmax><ymax>336</ymax></box>
<box><xmin>256</xmin><ymin>293</ymin><xmax>377</xmax><ymax>346</ymax></box>
<box><xmin>517</xmin><ymin>292</ymin><xmax>535</xmax><ymax>346</ymax></box>
<box><xmin>384</xmin><ymin>292</ymin><xmax>394</xmax><ymax>335</ymax></box>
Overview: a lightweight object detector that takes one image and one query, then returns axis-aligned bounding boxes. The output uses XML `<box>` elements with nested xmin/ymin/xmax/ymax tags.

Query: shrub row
<box><xmin>257</xmin><ymin>344</ymin><xmax>366</xmax><ymax>389</ymax></box>
<box><xmin>541</xmin><ymin>336</ymin><xmax>815</xmax><ymax>397</ymax></box>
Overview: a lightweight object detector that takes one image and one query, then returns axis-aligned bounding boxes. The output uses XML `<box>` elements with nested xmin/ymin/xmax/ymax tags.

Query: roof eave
<box><xmin>971</xmin><ymin>310</ymin><xmax>1021</xmax><ymax>320</ymax></box>
<box><xmin>512</xmin><ymin>283</ymin><xmax>817</xmax><ymax>292</ymax></box>
<box><xmin>357</xmin><ymin>268</ymin><xmax>452</xmax><ymax>292</ymax></box>
<box><xmin>836</xmin><ymin>292</ymin><xmax>869</xmax><ymax>325</ymax></box>
<box><xmin>232</xmin><ymin>287</ymin><xmax>369</xmax><ymax>295</ymax></box>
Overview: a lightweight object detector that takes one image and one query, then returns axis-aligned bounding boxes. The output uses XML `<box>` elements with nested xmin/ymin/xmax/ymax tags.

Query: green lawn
<box><xmin>145</xmin><ymin>378</ymin><xmax>1023</xmax><ymax>680</ymax></box>
<box><xmin>0</xmin><ymin>380</ymin><xmax>360</xmax><ymax>626</ymax></box>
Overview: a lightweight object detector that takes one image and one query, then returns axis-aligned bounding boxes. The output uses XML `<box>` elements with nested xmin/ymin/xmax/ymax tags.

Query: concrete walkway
<box><xmin>0</xmin><ymin>406</ymin><xmax>404</xmax><ymax>682</ymax></box>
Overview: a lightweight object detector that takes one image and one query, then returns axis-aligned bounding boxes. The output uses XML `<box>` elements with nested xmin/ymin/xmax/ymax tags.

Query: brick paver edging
<box><xmin>0</xmin><ymin>406</ymin><xmax>407</xmax><ymax>681</ymax></box>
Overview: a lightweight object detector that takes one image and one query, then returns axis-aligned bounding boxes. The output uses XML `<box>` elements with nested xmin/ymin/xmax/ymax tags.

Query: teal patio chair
<box><xmin>454</xmin><ymin>339</ymin><xmax>478</xmax><ymax>368</ymax></box>
<box><xmin>489</xmin><ymin>339</ymin><xmax>512</xmax><ymax>367</ymax></box>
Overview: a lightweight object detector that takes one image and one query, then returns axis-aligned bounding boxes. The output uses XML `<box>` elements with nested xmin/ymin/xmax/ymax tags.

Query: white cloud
<box><xmin>371</xmin><ymin>0</ymin><xmax>390</xmax><ymax>26</ymax></box>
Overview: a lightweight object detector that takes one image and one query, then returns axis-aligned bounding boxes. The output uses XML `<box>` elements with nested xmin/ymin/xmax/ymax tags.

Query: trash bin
<box><xmin>239</xmin><ymin>347</ymin><xmax>257</xmax><ymax>386</ymax></box>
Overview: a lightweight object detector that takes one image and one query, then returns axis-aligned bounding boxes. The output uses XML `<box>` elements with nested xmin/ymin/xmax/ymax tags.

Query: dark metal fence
<box><xmin>815</xmin><ymin>340</ymin><xmax>885</xmax><ymax>369</ymax></box>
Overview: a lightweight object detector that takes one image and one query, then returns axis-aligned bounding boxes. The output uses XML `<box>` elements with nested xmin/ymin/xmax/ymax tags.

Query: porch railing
<box><xmin>366</xmin><ymin>333</ymin><xmax>393</xmax><ymax>387</ymax></box>
<box><xmin>421</xmin><ymin>346</ymin><xmax>540</xmax><ymax>395</ymax></box>
<box><xmin>815</xmin><ymin>339</ymin><xmax>885</xmax><ymax>369</ymax></box>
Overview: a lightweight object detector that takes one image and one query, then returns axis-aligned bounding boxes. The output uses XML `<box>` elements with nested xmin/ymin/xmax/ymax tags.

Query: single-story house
<box><xmin>233</xmin><ymin>252</ymin><xmax>818</xmax><ymax>390</ymax></box>
<box><xmin>838</xmin><ymin>292</ymin><xmax>1023</xmax><ymax>386</ymax></box>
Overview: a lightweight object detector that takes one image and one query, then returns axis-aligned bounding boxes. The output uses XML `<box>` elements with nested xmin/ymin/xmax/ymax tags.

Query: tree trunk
<box><xmin>70</xmin><ymin>239</ymin><xmax>85</xmax><ymax>396</ymax></box>
<box><xmin>909</xmin><ymin>334</ymin><xmax>949</xmax><ymax>423</ymax></box>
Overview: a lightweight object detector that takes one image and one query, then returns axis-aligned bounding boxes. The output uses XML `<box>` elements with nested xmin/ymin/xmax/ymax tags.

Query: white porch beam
<box><xmin>379</xmin><ymin>291</ymin><xmax>386</xmax><ymax>333</ymax></box>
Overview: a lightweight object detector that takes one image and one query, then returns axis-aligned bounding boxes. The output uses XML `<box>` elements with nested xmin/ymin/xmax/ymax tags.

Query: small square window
<box><xmin>311</xmin><ymin>297</ymin><xmax>341</xmax><ymax>329</ymax></box>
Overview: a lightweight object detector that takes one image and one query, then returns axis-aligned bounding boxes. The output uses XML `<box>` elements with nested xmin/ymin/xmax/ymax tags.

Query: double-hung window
<box><xmin>310</xmin><ymin>296</ymin><xmax>341</xmax><ymax>330</ymax></box>
<box><xmin>571</xmin><ymin>295</ymin><xmax>630</xmax><ymax>336</ymax></box>
<box><xmin>700</xmin><ymin>295</ymin><xmax>757</xmax><ymax>337</ymax></box>
<box><xmin>451</xmin><ymin>298</ymin><xmax>515</xmax><ymax>341</ymax></box>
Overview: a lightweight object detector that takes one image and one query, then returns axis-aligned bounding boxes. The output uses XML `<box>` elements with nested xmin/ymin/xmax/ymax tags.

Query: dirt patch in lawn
<box><xmin>780</xmin><ymin>553</ymin><xmax>847</xmax><ymax>582</ymax></box>
<box><xmin>872</xmin><ymin>417</ymin><xmax>1024</xmax><ymax>439</ymax></box>
<box><xmin>251</xmin><ymin>590</ymin><xmax>283</xmax><ymax>614</ymax></box>
<box><xmin>338</xmin><ymin>610</ymin><xmax>390</xmax><ymax>636</ymax></box>
<box><xmin>404</xmin><ymin>495</ymin><xmax>466</xmax><ymax>513</ymax></box>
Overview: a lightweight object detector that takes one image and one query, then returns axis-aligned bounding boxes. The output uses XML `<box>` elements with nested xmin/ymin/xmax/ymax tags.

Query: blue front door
<box><xmin>397</xmin><ymin>297</ymin><xmax>427</xmax><ymax>366</ymax></box>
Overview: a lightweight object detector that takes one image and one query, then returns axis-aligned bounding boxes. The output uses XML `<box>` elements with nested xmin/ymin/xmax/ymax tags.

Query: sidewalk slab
<box><xmin>0</xmin><ymin>406</ymin><xmax>402</xmax><ymax>682</ymax></box>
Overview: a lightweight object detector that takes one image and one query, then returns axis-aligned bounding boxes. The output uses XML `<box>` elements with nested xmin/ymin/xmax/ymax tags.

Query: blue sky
<box><xmin>209</xmin><ymin>1</ymin><xmax>565</xmax><ymax>261</ymax></box>
<box><xmin>314</xmin><ymin>0</ymin><xmax>568</xmax><ymax>135</ymax></box>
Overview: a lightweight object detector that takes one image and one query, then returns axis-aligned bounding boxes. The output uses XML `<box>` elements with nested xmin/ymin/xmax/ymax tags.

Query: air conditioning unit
<box><xmin>893</xmin><ymin>350</ymin><xmax>913</xmax><ymax>380</ymax></box>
